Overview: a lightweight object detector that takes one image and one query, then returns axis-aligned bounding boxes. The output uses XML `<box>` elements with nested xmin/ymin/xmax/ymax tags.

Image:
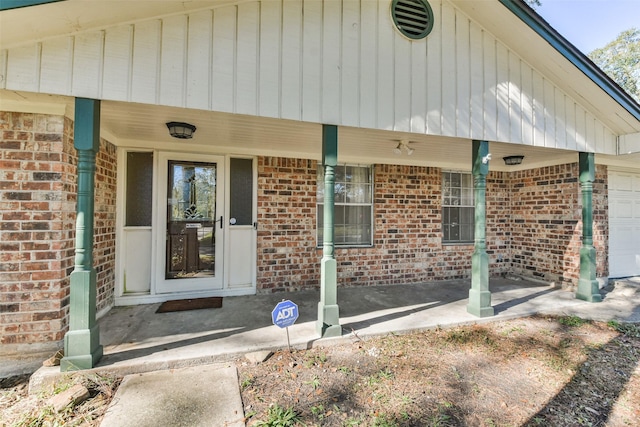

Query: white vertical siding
<box><xmin>495</xmin><ymin>42</ymin><xmax>510</xmax><ymax>142</ymax></box>
<box><xmin>281</xmin><ymin>0</ymin><xmax>303</xmax><ymax>120</ymax></box>
<box><xmin>212</xmin><ymin>7</ymin><xmax>236</xmax><ymax>113</ymax></box>
<box><xmin>0</xmin><ymin>0</ymin><xmax>619</xmax><ymax>154</ymax></box>
<box><xmin>236</xmin><ymin>2</ymin><xmax>259</xmax><ymax>116</ymax></box>
<box><xmin>322</xmin><ymin>0</ymin><xmax>341</xmax><ymax>124</ymax></box>
<box><xmin>341</xmin><ymin>0</ymin><xmax>360</xmax><ymax>128</ymax></box>
<box><xmin>259</xmin><ymin>0</ymin><xmax>281</xmax><ymax>118</ymax></box>
<box><xmin>410</xmin><ymin>38</ymin><xmax>427</xmax><ymax>134</ymax></box>
<box><xmin>426</xmin><ymin>0</ymin><xmax>442</xmax><ymax>136</ymax></box>
<box><xmin>301</xmin><ymin>0</ymin><xmax>322</xmax><ymax>122</ymax></box>
<box><xmin>187</xmin><ymin>10</ymin><xmax>213</xmax><ymax>110</ymax></box>
<box><xmin>440</xmin><ymin>1</ymin><xmax>456</xmax><ymax>136</ymax></box>
<box><xmin>103</xmin><ymin>26</ymin><xmax>133</xmax><ymax>101</ymax></box>
<box><xmin>482</xmin><ymin>33</ymin><xmax>497</xmax><ymax>141</ymax></box>
<box><xmin>520</xmin><ymin>63</ymin><xmax>534</xmax><ymax>146</ymax></box>
<box><xmin>40</xmin><ymin>37</ymin><xmax>73</xmax><ymax>94</ymax></box>
<box><xmin>359</xmin><ymin>0</ymin><xmax>378</xmax><ymax>129</ymax></box>
<box><xmin>6</xmin><ymin>44</ymin><xmax>39</xmax><ymax>91</ymax></box>
<box><xmin>508</xmin><ymin>53</ymin><xmax>522</xmax><ymax>143</ymax></box>
<box><xmin>532</xmin><ymin>71</ymin><xmax>545</xmax><ymax>147</ymax></box>
<box><xmin>72</xmin><ymin>32</ymin><xmax>104</xmax><ymax>98</ymax></box>
<box><xmin>377</xmin><ymin>0</ymin><xmax>394</xmax><ymax>130</ymax></box>
<box><xmin>159</xmin><ymin>15</ymin><xmax>187</xmax><ymax>107</ymax></box>
<box><xmin>394</xmin><ymin>31</ymin><xmax>412</xmax><ymax>132</ymax></box>
<box><xmin>131</xmin><ymin>20</ymin><xmax>161</xmax><ymax>104</ymax></box>
<box><xmin>469</xmin><ymin>23</ymin><xmax>484</xmax><ymax>140</ymax></box>
<box><xmin>543</xmin><ymin>79</ymin><xmax>556</xmax><ymax>147</ymax></box>
<box><xmin>456</xmin><ymin>11</ymin><xmax>470</xmax><ymax>138</ymax></box>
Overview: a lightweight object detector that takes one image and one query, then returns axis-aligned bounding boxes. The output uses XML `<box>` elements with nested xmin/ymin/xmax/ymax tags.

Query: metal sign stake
<box><xmin>272</xmin><ymin>299</ymin><xmax>299</xmax><ymax>353</ymax></box>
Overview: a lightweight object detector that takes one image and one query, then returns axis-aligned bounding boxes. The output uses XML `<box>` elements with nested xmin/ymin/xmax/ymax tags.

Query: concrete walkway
<box><xmin>7</xmin><ymin>277</ymin><xmax>640</xmax><ymax>426</ymax></box>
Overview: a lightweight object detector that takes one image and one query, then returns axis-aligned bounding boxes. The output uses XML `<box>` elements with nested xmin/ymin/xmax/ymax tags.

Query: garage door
<box><xmin>609</xmin><ymin>169</ymin><xmax>640</xmax><ymax>278</ymax></box>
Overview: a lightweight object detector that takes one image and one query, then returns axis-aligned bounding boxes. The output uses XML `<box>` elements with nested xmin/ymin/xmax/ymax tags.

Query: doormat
<box><xmin>156</xmin><ymin>297</ymin><xmax>223</xmax><ymax>313</ymax></box>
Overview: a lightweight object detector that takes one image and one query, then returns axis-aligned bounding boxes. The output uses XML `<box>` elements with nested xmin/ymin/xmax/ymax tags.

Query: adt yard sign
<box><xmin>272</xmin><ymin>300</ymin><xmax>299</xmax><ymax>329</ymax></box>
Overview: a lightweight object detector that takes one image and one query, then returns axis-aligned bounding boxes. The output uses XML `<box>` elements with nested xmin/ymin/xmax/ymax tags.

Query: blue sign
<box><xmin>271</xmin><ymin>300</ymin><xmax>299</xmax><ymax>329</ymax></box>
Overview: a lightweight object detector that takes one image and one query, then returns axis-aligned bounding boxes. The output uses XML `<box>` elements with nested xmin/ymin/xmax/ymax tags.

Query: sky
<box><xmin>536</xmin><ymin>0</ymin><xmax>640</xmax><ymax>54</ymax></box>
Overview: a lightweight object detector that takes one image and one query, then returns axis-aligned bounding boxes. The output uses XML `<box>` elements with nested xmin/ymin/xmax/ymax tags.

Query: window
<box><xmin>442</xmin><ymin>171</ymin><xmax>474</xmax><ymax>243</ymax></box>
<box><xmin>125</xmin><ymin>152</ymin><xmax>153</xmax><ymax>227</ymax></box>
<box><xmin>317</xmin><ymin>165</ymin><xmax>373</xmax><ymax>246</ymax></box>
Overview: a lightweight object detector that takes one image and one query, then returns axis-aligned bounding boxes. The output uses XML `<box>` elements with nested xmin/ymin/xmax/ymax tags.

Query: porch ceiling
<box><xmin>6</xmin><ymin>89</ymin><xmax>640</xmax><ymax>170</ymax></box>
<box><xmin>98</xmin><ymin>98</ymin><xmax>583</xmax><ymax>172</ymax></box>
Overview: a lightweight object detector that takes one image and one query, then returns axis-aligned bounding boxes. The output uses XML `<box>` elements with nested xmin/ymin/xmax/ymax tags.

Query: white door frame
<box><xmin>115</xmin><ymin>150</ymin><xmax>258</xmax><ymax>306</ymax></box>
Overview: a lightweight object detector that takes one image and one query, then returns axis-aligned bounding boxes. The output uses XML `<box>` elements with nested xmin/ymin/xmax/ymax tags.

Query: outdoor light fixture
<box><xmin>393</xmin><ymin>140</ymin><xmax>414</xmax><ymax>156</ymax></box>
<box><xmin>166</xmin><ymin>122</ymin><xmax>196</xmax><ymax>139</ymax></box>
<box><xmin>503</xmin><ymin>155</ymin><xmax>524</xmax><ymax>166</ymax></box>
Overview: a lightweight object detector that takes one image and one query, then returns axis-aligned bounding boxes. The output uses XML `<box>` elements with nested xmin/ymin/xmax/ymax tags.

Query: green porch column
<box><xmin>467</xmin><ymin>140</ymin><xmax>494</xmax><ymax>317</ymax></box>
<box><xmin>317</xmin><ymin>125</ymin><xmax>341</xmax><ymax>337</ymax></box>
<box><xmin>61</xmin><ymin>98</ymin><xmax>104</xmax><ymax>371</ymax></box>
<box><xmin>576</xmin><ymin>152</ymin><xmax>602</xmax><ymax>302</ymax></box>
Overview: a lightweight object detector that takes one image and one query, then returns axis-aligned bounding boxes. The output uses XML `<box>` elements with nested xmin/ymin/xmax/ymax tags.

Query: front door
<box><xmin>156</xmin><ymin>153</ymin><xmax>225</xmax><ymax>293</ymax></box>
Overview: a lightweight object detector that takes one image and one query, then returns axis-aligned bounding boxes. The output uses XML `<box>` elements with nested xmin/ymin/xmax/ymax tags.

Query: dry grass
<box><xmin>239</xmin><ymin>316</ymin><xmax>640</xmax><ymax>427</ymax></box>
<box><xmin>0</xmin><ymin>372</ymin><xmax>120</xmax><ymax>427</ymax></box>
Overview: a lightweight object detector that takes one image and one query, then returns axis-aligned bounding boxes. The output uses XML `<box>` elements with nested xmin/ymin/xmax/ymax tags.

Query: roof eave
<box><xmin>500</xmin><ymin>0</ymin><xmax>640</xmax><ymax>123</ymax></box>
<box><xmin>0</xmin><ymin>0</ymin><xmax>65</xmax><ymax>11</ymax></box>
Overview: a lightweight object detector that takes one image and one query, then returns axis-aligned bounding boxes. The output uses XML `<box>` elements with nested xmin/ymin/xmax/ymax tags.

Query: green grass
<box><xmin>608</xmin><ymin>320</ymin><xmax>640</xmax><ymax>337</ymax></box>
<box><xmin>558</xmin><ymin>315</ymin><xmax>587</xmax><ymax>327</ymax></box>
<box><xmin>254</xmin><ymin>404</ymin><xmax>300</xmax><ymax>427</ymax></box>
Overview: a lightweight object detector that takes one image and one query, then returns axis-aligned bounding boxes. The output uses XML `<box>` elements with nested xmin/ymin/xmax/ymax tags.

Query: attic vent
<box><xmin>391</xmin><ymin>0</ymin><xmax>434</xmax><ymax>40</ymax></box>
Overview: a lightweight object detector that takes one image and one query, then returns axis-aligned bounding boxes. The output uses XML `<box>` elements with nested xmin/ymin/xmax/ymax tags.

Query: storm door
<box><xmin>156</xmin><ymin>155</ymin><xmax>224</xmax><ymax>293</ymax></box>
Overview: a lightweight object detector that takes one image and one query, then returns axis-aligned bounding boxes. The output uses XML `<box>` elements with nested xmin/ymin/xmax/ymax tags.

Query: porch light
<box><xmin>393</xmin><ymin>140</ymin><xmax>414</xmax><ymax>156</ymax></box>
<box><xmin>503</xmin><ymin>155</ymin><xmax>524</xmax><ymax>166</ymax></box>
<box><xmin>166</xmin><ymin>122</ymin><xmax>196</xmax><ymax>139</ymax></box>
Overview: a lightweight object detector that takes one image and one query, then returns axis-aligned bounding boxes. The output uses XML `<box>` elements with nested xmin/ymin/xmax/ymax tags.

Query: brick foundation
<box><xmin>0</xmin><ymin>112</ymin><xmax>116</xmax><ymax>353</ymax></box>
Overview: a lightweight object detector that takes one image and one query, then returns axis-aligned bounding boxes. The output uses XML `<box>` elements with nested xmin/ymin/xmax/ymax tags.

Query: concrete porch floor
<box><xmin>75</xmin><ymin>276</ymin><xmax>640</xmax><ymax>378</ymax></box>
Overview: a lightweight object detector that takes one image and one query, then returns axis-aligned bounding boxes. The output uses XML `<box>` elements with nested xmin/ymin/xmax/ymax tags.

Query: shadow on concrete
<box><xmin>493</xmin><ymin>288</ymin><xmax>555</xmax><ymax>315</ymax></box>
<box><xmin>92</xmin><ymin>278</ymin><xmax>582</xmax><ymax>370</ymax></box>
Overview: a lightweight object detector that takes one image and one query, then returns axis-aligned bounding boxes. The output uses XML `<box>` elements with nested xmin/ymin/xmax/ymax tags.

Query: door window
<box><xmin>166</xmin><ymin>161</ymin><xmax>218</xmax><ymax>279</ymax></box>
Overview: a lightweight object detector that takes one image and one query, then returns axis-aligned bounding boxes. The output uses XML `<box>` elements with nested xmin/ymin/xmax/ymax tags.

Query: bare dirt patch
<box><xmin>0</xmin><ymin>372</ymin><xmax>120</xmax><ymax>426</ymax></box>
<box><xmin>238</xmin><ymin>316</ymin><xmax>640</xmax><ymax>426</ymax></box>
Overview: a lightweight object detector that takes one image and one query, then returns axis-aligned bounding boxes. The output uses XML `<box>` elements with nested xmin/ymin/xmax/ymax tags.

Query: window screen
<box><xmin>125</xmin><ymin>152</ymin><xmax>153</xmax><ymax>226</ymax></box>
<box><xmin>230</xmin><ymin>158</ymin><xmax>253</xmax><ymax>226</ymax></box>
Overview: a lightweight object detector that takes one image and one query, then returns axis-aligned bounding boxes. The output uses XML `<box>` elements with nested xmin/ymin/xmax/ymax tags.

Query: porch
<box><xmin>80</xmin><ymin>278</ymin><xmax>622</xmax><ymax>376</ymax></box>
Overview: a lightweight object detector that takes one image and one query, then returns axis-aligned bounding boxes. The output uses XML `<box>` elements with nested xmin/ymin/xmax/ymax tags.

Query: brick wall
<box><xmin>256</xmin><ymin>158</ymin><xmax>512</xmax><ymax>292</ymax></box>
<box><xmin>509</xmin><ymin>163</ymin><xmax>608</xmax><ymax>288</ymax></box>
<box><xmin>0</xmin><ymin>112</ymin><xmax>117</xmax><ymax>352</ymax></box>
<box><xmin>257</xmin><ymin>157</ymin><xmax>319</xmax><ymax>291</ymax></box>
<box><xmin>486</xmin><ymin>171</ymin><xmax>512</xmax><ymax>274</ymax></box>
<box><xmin>94</xmin><ymin>140</ymin><xmax>117</xmax><ymax>312</ymax></box>
<box><xmin>257</xmin><ymin>157</ymin><xmax>607</xmax><ymax>293</ymax></box>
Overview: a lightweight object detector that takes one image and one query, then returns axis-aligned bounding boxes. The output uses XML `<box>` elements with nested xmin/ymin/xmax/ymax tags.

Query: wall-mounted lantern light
<box><xmin>503</xmin><ymin>155</ymin><xmax>524</xmax><ymax>166</ymax></box>
<box><xmin>166</xmin><ymin>122</ymin><xmax>196</xmax><ymax>139</ymax></box>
